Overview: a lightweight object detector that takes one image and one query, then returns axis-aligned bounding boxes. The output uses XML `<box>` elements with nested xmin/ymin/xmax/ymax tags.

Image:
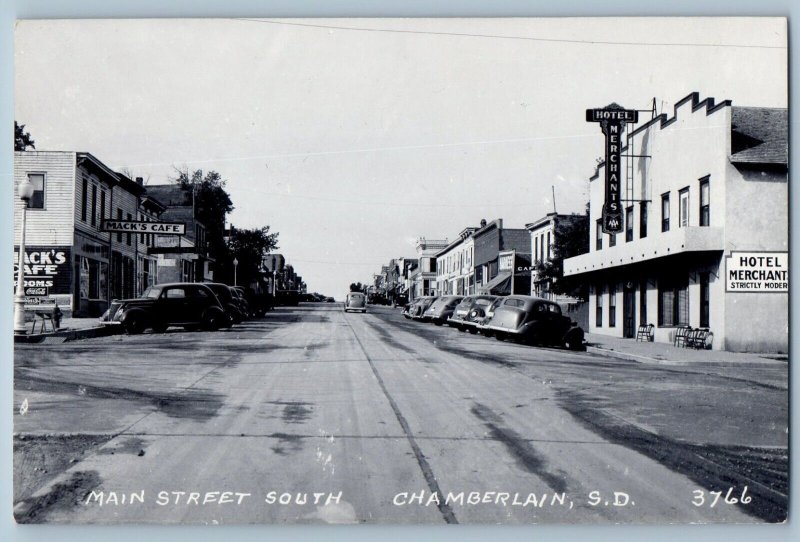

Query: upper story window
<box><xmin>90</xmin><ymin>184</ymin><xmax>98</xmax><ymax>226</ymax></box>
<box><xmin>699</xmin><ymin>177</ymin><xmax>710</xmax><ymax>227</ymax></box>
<box><xmin>679</xmin><ymin>187</ymin><xmax>690</xmax><ymax>227</ymax></box>
<box><xmin>639</xmin><ymin>201</ymin><xmax>648</xmax><ymax>238</ymax></box>
<box><xmin>625</xmin><ymin>207</ymin><xmax>634</xmax><ymax>242</ymax></box>
<box><xmin>595</xmin><ymin>220</ymin><xmax>603</xmax><ymax>251</ymax></box>
<box><xmin>546</xmin><ymin>231</ymin><xmax>551</xmax><ymax>260</ymax></box>
<box><xmin>81</xmin><ymin>177</ymin><xmax>88</xmax><ymax>220</ymax></box>
<box><xmin>27</xmin><ymin>173</ymin><xmax>45</xmax><ymax>209</ymax></box>
<box><xmin>661</xmin><ymin>193</ymin><xmax>670</xmax><ymax>232</ymax></box>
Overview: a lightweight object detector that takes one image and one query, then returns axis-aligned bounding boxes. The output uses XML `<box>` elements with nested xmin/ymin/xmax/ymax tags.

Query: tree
<box><xmin>172</xmin><ymin>168</ymin><xmax>234</xmax><ymax>269</ymax></box>
<box><xmin>535</xmin><ymin>205</ymin><xmax>590</xmax><ymax>298</ymax></box>
<box><xmin>14</xmin><ymin>121</ymin><xmax>35</xmax><ymax>151</ymax></box>
<box><xmin>349</xmin><ymin>282</ymin><xmax>366</xmax><ymax>293</ymax></box>
<box><xmin>226</xmin><ymin>226</ymin><xmax>280</xmax><ymax>286</ymax></box>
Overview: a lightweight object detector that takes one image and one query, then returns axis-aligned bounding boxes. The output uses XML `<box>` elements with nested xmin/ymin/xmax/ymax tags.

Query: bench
<box><xmin>636</xmin><ymin>323</ymin><xmax>654</xmax><ymax>342</ymax></box>
<box><xmin>31</xmin><ymin>306</ymin><xmax>62</xmax><ymax>334</ymax></box>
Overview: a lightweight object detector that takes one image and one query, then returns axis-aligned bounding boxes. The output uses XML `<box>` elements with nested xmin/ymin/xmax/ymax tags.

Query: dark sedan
<box><xmin>481</xmin><ymin>295</ymin><xmax>585</xmax><ymax>350</ymax></box>
<box><xmin>100</xmin><ymin>282</ymin><xmax>229</xmax><ymax>334</ymax></box>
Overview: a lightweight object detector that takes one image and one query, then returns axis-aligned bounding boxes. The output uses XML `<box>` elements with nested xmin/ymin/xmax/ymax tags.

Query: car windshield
<box><xmin>142</xmin><ymin>286</ymin><xmax>162</xmax><ymax>299</ymax></box>
<box><xmin>475</xmin><ymin>298</ymin><xmax>493</xmax><ymax>308</ymax></box>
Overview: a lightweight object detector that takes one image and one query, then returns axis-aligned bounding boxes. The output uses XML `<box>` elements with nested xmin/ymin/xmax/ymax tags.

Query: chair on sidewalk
<box><xmin>673</xmin><ymin>325</ymin><xmax>692</xmax><ymax>347</ymax></box>
<box><xmin>686</xmin><ymin>328</ymin><xmax>713</xmax><ymax>350</ymax></box>
<box><xmin>636</xmin><ymin>323</ymin><xmax>654</xmax><ymax>342</ymax></box>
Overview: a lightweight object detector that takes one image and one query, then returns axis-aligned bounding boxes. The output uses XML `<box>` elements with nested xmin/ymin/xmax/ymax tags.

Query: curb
<box><xmin>14</xmin><ymin>325</ymin><xmax>118</xmax><ymax>344</ymax></box>
<box><xmin>586</xmin><ymin>345</ymin><xmax>787</xmax><ymax>367</ymax></box>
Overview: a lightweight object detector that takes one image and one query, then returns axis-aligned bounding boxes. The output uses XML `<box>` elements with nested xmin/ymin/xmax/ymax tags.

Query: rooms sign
<box><xmin>586</xmin><ymin>104</ymin><xmax>638</xmax><ymax>234</ymax></box>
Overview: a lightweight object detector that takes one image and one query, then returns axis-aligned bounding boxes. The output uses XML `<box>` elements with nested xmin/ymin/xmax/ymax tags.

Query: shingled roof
<box><xmin>730</xmin><ymin>107</ymin><xmax>788</xmax><ymax>166</ymax></box>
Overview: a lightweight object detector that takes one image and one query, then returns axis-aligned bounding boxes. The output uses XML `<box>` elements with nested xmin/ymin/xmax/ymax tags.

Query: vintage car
<box><xmin>423</xmin><ymin>295</ymin><xmax>464</xmax><ymax>325</ymax></box>
<box><xmin>481</xmin><ymin>295</ymin><xmax>585</xmax><ymax>350</ymax></box>
<box><xmin>449</xmin><ymin>295</ymin><xmax>499</xmax><ymax>333</ymax></box>
<box><xmin>203</xmin><ymin>282</ymin><xmax>244</xmax><ymax>325</ymax></box>
<box><xmin>344</xmin><ymin>292</ymin><xmax>367</xmax><ymax>313</ymax></box>
<box><xmin>100</xmin><ymin>282</ymin><xmax>229</xmax><ymax>334</ymax></box>
<box><xmin>404</xmin><ymin>296</ymin><xmax>438</xmax><ymax>320</ymax></box>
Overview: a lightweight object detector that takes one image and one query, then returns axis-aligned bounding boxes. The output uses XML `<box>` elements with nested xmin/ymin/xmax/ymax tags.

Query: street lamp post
<box><xmin>14</xmin><ymin>178</ymin><xmax>35</xmax><ymax>335</ymax></box>
<box><xmin>233</xmin><ymin>258</ymin><xmax>239</xmax><ymax>286</ymax></box>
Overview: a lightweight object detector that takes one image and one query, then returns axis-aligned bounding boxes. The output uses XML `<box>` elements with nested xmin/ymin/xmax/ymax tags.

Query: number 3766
<box><xmin>692</xmin><ymin>487</ymin><xmax>751</xmax><ymax>507</ymax></box>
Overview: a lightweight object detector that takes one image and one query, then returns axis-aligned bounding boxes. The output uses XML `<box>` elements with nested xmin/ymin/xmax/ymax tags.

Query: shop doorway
<box><xmin>623</xmin><ymin>284</ymin><xmax>636</xmax><ymax>338</ymax></box>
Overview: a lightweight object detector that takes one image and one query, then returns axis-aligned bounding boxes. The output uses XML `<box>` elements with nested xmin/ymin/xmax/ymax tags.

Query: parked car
<box><xmin>481</xmin><ymin>295</ymin><xmax>585</xmax><ymax>349</ymax></box>
<box><xmin>204</xmin><ymin>283</ymin><xmax>244</xmax><ymax>325</ymax></box>
<box><xmin>100</xmin><ymin>282</ymin><xmax>229</xmax><ymax>334</ymax></box>
<box><xmin>344</xmin><ymin>292</ymin><xmax>367</xmax><ymax>313</ymax></box>
<box><xmin>231</xmin><ymin>286</ymin><xmax>251</xmax><ymax>318</ymax></box>
<box><xmin>449</xmin><ymin>295</ymin><xmax>498</xmax><ymax>333</ymax></box>
<box><xmin>409</xmin><ymin>296</ymin><xmax>439</xmax><ymax>320</ymax></box>
<box><xmin>423</xmin><ymin>295</ymin><xmax>464</xmax><ymax>325</ymax></box>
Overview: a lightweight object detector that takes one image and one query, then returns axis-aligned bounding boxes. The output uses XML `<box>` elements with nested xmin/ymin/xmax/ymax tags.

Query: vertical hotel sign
<box><xmin>586</xmin><ymin>104</ymin><xmax>638</xmax><ymax>233</ymax></box>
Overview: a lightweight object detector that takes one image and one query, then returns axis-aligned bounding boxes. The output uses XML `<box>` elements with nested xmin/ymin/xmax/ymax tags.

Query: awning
<box><xmin>477</xmin><ymin>271</ymin><xmax>512</xmax><ymax>295</ymax></box>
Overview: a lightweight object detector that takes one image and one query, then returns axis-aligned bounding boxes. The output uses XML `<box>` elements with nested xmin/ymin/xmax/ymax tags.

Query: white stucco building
<box><xmin>564</xmin><ymin>93</ymin><xmax>787</xmax><ymax>352</ymax></box>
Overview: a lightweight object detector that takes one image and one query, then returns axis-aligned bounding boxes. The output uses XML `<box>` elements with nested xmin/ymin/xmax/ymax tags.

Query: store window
<box><xmin>658</xmin><ymin>276</ymin><xmax>689</xmax><ymax>326</ymax></box>
<box><xmin>596</xmin><ymin>220</ymin><xmax>603</xmax><ymax>251</ymax></box>
<box><xmin>595</xmin><ymin>284</ymin><xmax>603</xmax><ymax>327</ymax></box>
<box><xmin>661</xmin><ymin>193</ymin><xmax>670</xmax><ymax>232</ymax></box>
<box><xmin>27</xmin><ymin>173</ymin><xmax>45</xmax><ymax>209</ymax></box>
<box><xmin>699</xmin><ymin>178</ymin><xmax>710</xmax><ymax>227</ymax></box>
<box><xmin>700</xmin><ymin>272</ymin><xmax>710</xmax><ymax>328</ymax></box>
<box><xmin>608</xmin><ymin>282</ymin><xmax>617</xmax><ymax>327</ymax></box>
<box><xmin>679</xmin><ymin>187</ymin><xmax>690</xmax><ymax>227</ymax></box>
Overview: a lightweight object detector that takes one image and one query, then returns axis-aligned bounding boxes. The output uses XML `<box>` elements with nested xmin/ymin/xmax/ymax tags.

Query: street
<box><xmin>13</xmin><ymin>303</ymin><xmax>788</xmax><ymax>525</ymax></box>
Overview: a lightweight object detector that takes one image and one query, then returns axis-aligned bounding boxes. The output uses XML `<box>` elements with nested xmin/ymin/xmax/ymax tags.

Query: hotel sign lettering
<box><xmin>101</xmin><ymin>220</ymin><xmax>186</xmax><ymax>235</ymax></box>
<box><xmin>726</xmin><ymin>251</ymin><xmax>788</xmax><ymax>292</ymax></box>
<box><xmin>586</xmin><ymin>104</ymin><xmax>638</xmax><ymax>234</ymax></box>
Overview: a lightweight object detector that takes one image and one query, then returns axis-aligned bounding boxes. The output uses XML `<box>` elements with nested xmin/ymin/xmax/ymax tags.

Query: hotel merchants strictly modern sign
<box><xmin>586</xmin><ymin>104</ymin><xmax>638</xmax><ymax>234</ymax></box>
<box><xmin>726</xmin><ymin>252</ymin><xmax>788</xmax><ymax>292</ymax></box>
<box><xmin>101</xmin><ymin>220</ymin><xmax>186</xmax><ymax>235</ymax></box>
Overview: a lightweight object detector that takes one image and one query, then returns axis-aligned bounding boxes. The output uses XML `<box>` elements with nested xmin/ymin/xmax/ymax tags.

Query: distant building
<box><xmin>435</xmin><ymin>226</ymin><xmax>478</xmax><ymax>296</ymax></box>
<box><xmin>144</xmin><ymin>184</ymin><xmax>212</xmax><ymax>284</ymax></box>
<box><xmin>564</xmin><ymin>93</ymin><xmax>787</xmax><ymax>352</ymax></box>
<box><xmin>472</xmin><ymin>219</ymin><xmax>530</xmax><ymax>296</ymax></box>
<box><xmin>411</xmin><ymin>237</ymin><xmax>448</xmax><ymax>299</ymax></box>
<box><xmin>526</xmin><ymin>212</ymin><xmax>588</xmax><ymax>300</ymax></box>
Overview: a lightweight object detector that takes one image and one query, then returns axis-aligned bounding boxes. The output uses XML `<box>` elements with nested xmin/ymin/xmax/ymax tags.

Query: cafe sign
<box><xmin>586</xmin><ymin>103</ymin><xmax>639</xmax><ymax>234</ymax></box>
<box><xmin>101</xmin><ymin>219</ymin><xmax>186</xmax><ymax>235</ymax></box>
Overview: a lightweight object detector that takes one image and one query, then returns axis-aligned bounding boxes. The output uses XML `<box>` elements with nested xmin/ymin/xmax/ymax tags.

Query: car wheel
<box><xmin>468</xmin><ymin>327</ymin><xmax>477</xmax><ymax>335</ymax></box>
<box><xmin>124</xmin><ymin>316</ymin><xmax>146</xmax><ymax>335</ymax></box>
<box><xmin>203</xmin><ymin>312</ymin><xmax>221</xmax><ymax>331</ymax></box>
<box><xmin>434</xmin><ymin>320</ymin><xmax>443</xmax><ymax>326</ymax></box>
<box><xmin>184</xmin><ymin>324</ymin><xmax>200</xmax><ymax>331</ymax></box>
<box><xmin>152</xmin><ymin>322</ymin><xmax>168</xmax><ymax>333</ymax></box>
<box><xmin>495</xmin><ymin>332</ymin><xmax>505</xmax><ymax>342</ymax></box>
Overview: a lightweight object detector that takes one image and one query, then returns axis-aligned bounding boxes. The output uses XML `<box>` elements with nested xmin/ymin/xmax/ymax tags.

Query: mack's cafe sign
<box><xmin>100</xmin><ymin>219</ymin><xmax>186</xmax><ymax>235</ymax></box>
<box><xmin>586</xmin><ymin>103</ymin><xmax>639</xmax><ymax>234</ymax></box>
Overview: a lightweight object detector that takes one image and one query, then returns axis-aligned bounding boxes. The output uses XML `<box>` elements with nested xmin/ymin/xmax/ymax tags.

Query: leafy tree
<box><xmin>349</xmin><ymin>282</ymin><xmax>366</xmax><ymax>292</ymax></box>
<box><xmin>172</xmin><ymin>168</ymin><xmax>234</xmax><ymax>271</ymax></box>
<box><xmin>226</xmin><ymin>226</ymin><xmax>280</xmax><ymax>286</ymax></box>
<box><xmin>535</xmin><ymin>205</ymin><xmax>590</xmax><ymax>298</ymax></box>
<box><xmin>14</xmin><ymin>121</ymin><xmax>35</xmax><ymax>151</ymax></box>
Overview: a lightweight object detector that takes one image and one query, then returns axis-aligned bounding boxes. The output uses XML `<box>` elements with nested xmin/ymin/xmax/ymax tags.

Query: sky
<box><xmin>14</xmin><ymin>17</ymin><xmax>787</xmax><ymax>296</ymax></box>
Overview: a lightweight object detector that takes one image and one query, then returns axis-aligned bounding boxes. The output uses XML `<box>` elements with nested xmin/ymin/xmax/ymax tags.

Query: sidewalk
<box><xmin>14</xmin><ymin>316</ymin><xmax>115</xmax><ymax>344</ymax></box>
<box><xmin>585</xmin><ymin>332</ymin><xmax>788</xmax><ymax>367</ymax></box>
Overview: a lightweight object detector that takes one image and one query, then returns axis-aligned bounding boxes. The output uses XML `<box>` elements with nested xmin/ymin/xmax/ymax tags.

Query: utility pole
<box><xmin>551</xmin><ymin>185</ymin><xmax>557</xmax><ymax>214</ymax></box>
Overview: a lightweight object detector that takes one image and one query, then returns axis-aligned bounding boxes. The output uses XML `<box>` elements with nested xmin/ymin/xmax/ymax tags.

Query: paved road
<box><xmin>13</xmin><ymin>303</ymin><xmax>788</xmax><ymax>524</ymax></box>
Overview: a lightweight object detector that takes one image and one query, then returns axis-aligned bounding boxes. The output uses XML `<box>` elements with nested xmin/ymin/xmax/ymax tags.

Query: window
<box><xmin>596</xmin><ymin>220</ymin><xmax>603</xmax><ymax>251</ymax></box>
<box><xmin>127</xmin><ymin>213</ymin><xmax>133</xmax><ymax>245</ymax></box>
<box><xmin>625</xmin><ymin>206</ymin><xmax>634</xmax><ymax>242</ymax></box>
<box><xmin>639</xmin><ymin>202</ymin><xmax>648</xmax><ymax>238</ymax></box>
<box><xmin>535</xmin><ymin>237</ymin><xmax>540</xmax><ymax>262</ymax></box>
<box><xmin>546</xmin><ymin>231</ymin><xmax>551</xmax><ymax>261</ymax></box>
<box><xmin>595</xmin><ymin>284</ymin><xmax>603</xmax><ymax>327</ymax></box>
<box><xmin>90</xmin><ymin>185</ymin><xmax>97</xmax><ymax>226</ymax></box>
<box><xmin>27</xmin><ymin>173</ymin><xmax>45</xmax><ymax>209</ymax></box>
<box><xmin>699</xmin><ymin>178</ymin><xmax>710</xmax><ymax>226</ymax></box>
<box><xmin>80</xmin><ymin>178</ymin><xmax>88</xmax><ymax>220</ymax></box>
<box><xmin>608</xmin><ymin>282</ymin><xmax>617</xmax><ymax>327</ymax></box>
<box><xmin>639</xmin><ymin>279</ymin><xmax>647</xmax><ymax>325</ymax></box>
<box><xmin>700</xmin><ymin>273</ymin><xmax>710</xmax><ymax>328</ymax></box>
<box><xmin>661</xmin><ymin>193</ymin><xmax>670</xmax><ymax>232</ymax></box>
<box><xmin>165</xmin><ymin>288</ymin><xmax>187</xmax><ymax>299</ymax></box>
<box><xmin>679</xmin><ymin>187</ymin><xmax>690</xmax><ymax>227</ymax></box>
<box><xmin>116</xmin><ymin>209</ymin><xmax>123</xmax><ymax>242</ymax></box>
<box><xmin>658</xmin><ymin>276</ymin><xmax>689</xmax><ymax>326</ymax></box>
<box><xmin>100</xmin><ymin>189</ymin><xmax>107</xmax><ymax>225</ymax></box>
